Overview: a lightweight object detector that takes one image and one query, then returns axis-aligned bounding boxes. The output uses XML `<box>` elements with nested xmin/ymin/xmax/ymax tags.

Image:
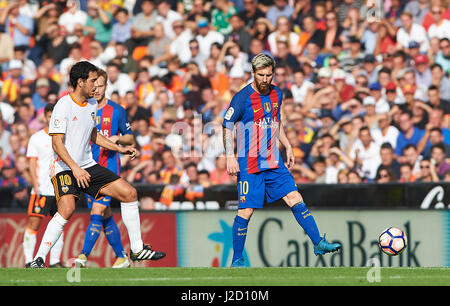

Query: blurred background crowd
<box><xmin>0</xmin><ymin>0</ymin><xmax>450</xmax><ymax>208</ymax></box>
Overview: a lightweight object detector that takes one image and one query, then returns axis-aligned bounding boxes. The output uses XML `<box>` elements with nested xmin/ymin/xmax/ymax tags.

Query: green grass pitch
<box><xmin>0</xmin><ymin>267</ymin><xmax>449</xmax><ymax>286</ymax></box>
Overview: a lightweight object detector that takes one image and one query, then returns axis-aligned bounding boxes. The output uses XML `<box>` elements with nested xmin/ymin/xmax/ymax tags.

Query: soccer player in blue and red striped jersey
<box><xmin>75</xmin><ymin>69</ymin><xmax>134</xmax><ymax>268</ymax></box>
<box><xmin>223</xmin><ymin>54</ymin><xmax>341</xmax><ymax>267</ymax></box>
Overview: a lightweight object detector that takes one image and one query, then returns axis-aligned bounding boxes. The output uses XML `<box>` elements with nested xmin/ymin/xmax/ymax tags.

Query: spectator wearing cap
<box><xmin>0</xmin><ymin>1</ymin><xmax>34</xmax><ymax>48</ymax></box>
<box><xmin>396</xmin><ymin>11</ymin><xmax>430</xmax><ymax>53</ymax></box>
<box><xmin>362</xmin><ymin>96</ymin><xmax>378</xmax><ymax>129</ymax></box>
<box><xmin>195</xmin><ymin>17</ymin><xmax>225</xmax><ymax>59</ymax></box>
<box><xmin>369</xmin><ymin>82</ymin><xmax>390</xmax><ymax>114</ymax></box>
<box><xmin>414</xmin><ymin>54</ymin><xmax>432</xmax><ymax>88</ymax></box>
<box><xmin>362</xmin><ymin>54</ymin><xmax>380</xmax><ymax>85</ymax></box>
<box><xmin>406</xmin><ymin>41</ymin><xmax>421</xmax><ymax>63</ymax></box>
<box><xmin>1</xmin><ymin>60</ymin><xmax>25</xmax><ymax>104</ymax></box>
<box><xmin>332</xmin><ymin>68</ymin><xmax>354</xmax><ymax>103</ymax></box>
<box><xmin>13</xmin><ymin>46</ymin><xmax>36</xmax><ymax>81</ymax></box>
<box><xmin>316</xmin><ymin>109</ymin><xmax>335</xmax><ymax>138</ymax></box>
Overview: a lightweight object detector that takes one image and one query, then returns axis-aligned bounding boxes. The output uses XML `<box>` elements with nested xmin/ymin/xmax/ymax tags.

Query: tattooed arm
<box><xmin>223</xmin><ymin>126</ymin><xmax>240</xmax><ymax>176</ymax></box>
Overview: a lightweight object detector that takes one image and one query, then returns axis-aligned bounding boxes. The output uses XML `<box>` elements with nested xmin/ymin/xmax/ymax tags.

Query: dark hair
<box><xmin>402</xmin><ymin>144</ymin><xmax>417</xmax><ymax>154</ymax></box>
<box><xmin>380</xmin><ymin>142</ymin><xmax>393</xmax><ymax>151</ymax></box>
<box><xmin>431</xmin><ymin>142</ymin><xmax>446</xmax><ymax>153</ymax></box>
<box><xmin>69</xmin><ymin>61</ymin><xmax>98</xmax><ymax>89</ymax></box>
<box><xmin>44</xmin><ymin>103</ymin><xmax>55</xmax><ymax>114</ymax></box>
<box><xmin>400</xmin><ymin>162</ymin><xmax>412</xmax><ymax>170</ymax></box>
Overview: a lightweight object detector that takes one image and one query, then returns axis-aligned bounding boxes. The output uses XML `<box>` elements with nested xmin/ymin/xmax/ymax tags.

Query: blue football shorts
<box><xmin>237</xmin><ymin>163</ymin><xmax>298</xmax><ymax>209</ymax></box>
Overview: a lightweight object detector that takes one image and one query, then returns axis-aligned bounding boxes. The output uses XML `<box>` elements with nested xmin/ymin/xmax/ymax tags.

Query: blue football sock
<box><xmin>232</xmin><ymin>215</ymin><xmax>249</xmax><ymax>263</ymax></box>
<box><xmin>291</xmin><ymin>202</ymin><xmax>322</xmax><ymax>245</ymax></box>
<box><xmin>103</xmin><ymin>215</ymin><xmax>126</xmax><ymax>258</ymax></box>
<box><xmin>81</xmin><ymin>214</ymin><xmax>103</xmax><ymax>257</ymax></box>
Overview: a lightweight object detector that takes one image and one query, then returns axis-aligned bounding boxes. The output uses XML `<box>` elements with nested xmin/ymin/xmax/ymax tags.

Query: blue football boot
<box><xmin>314</xmin><ymin>234</ymin><xmax>341</xmax><ymax>255</ymax></box>
<box><xmin>231</xmin><ymin>257</ymin><xmax>246</xmax><ymax>267</ymax></box>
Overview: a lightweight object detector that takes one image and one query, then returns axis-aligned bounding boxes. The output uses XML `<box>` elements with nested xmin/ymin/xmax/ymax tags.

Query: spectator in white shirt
<box><xmin>155</xmin><ymin>0</ymin><xmax>183</xmax><ymax>40</ymax></box>
<box><xmin>58</xmin><ymin>0</ymin><xmax>87</xmax><ymax>44</ymax></box>
<box><xmin>371</xmin><ymin>112</ymin><xmax>400</xmax><ymax>149</ymax></box>
<box><xmin>396</xmin><ymin>11</ymin><xmax>429</xmax><ymax>53</ymax></box>
<box><xmin>195</xmin><ymin>17</ymin><xmax>224</xmax><ymax>59</ymax></box>
<box><xmin>349</xmin><ymin>126</ymin><xmax>381</xmax><ymax>180</ymax></box>
<box><xmin>427</xmin><ymin>5</ymin><xmax>450</xmax><ymax>40</ymax></box>
<box><xmin>291</xmin><ymin>67</ymin><xmax>314</xmax><ymax>105</ymax></box>
<box><xmin>105</xmin><ymin>62</ymin><xmax>135</xmax><ymax>98</ymax></box>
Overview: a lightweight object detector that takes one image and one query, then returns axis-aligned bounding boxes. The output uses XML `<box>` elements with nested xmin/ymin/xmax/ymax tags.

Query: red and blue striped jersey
<box><xmin>223</xmin><ymin>83</ymin><xmax>282</xmax><ymax>174</ymax></box>
<box><xmin>92</xmin><ymin>100</ymin><xmax>132</xmax><ymax>175</ymax></box>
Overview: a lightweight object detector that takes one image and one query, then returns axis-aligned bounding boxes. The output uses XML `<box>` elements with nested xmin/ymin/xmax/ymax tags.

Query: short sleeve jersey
<box><xmin>92</xmin><ymin>99</ymin><xmax>132</xmax><ymax>175</ymax></box>
<box><xmin>49</xmin><ymin>93</ymin><xmax>98</xmax><ymax>175</ymax></box>
<box><xmin>26</xmin><ymin>129</ymin><xmax>54</xmax><ymax>196</ymax></box>
<box><xmin>222</xmin><ymin>83</ymin><xmax>283</xmax><ymax>174</ymax></box>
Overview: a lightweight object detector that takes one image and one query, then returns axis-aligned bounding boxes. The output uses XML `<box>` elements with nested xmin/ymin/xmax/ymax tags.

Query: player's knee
<box><xmin>284</xmin><ymin>191</ymin><xmax>303</xmax><ymax>207</ymax></box>
<box><xmin>238</xmin><ymin>208</ymin><xmax>254</xmax><ymax>220</ymax></box>
<box><xmin>121</xmin><ymin>186</ymin><xmax>138</xmax><ymax>202</ymax></box>
<box><xmin>27</xmin><ymin>216</ymin><xmax>41</xmax><ymax>231</ymax></box>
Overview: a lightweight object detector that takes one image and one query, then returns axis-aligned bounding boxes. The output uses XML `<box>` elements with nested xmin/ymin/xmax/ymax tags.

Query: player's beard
<box><xmin>255</xmin><ymin>80</ymin><xmax>270</xmax><ymax>94</ymax></box>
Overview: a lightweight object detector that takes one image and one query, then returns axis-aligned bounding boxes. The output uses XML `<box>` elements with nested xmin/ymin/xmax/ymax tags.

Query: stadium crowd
<box><xmin>0</xmin><ymin>0</ymin><xmax>450</xmax><ymax>208</ymax></box>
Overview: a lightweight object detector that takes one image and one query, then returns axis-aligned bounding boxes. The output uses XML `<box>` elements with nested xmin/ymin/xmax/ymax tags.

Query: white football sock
<box><xmin>50</xmin><ymin>232</ymin><xmax>64</xmax><ymax>266</ymax></box>
<box><xmin>34</xmin><ymin>213</ymin><xmax>67</xmax><ymax>261</ymax></box>
<box><xmin>23</xmin><ymin>227</ymin><xmax>37</xmax><ymax>264</ymax></box>
<box><xmin>120</xmin><ymin>201</ymin><xmax>143</xmax><ymax>253</ymax></box>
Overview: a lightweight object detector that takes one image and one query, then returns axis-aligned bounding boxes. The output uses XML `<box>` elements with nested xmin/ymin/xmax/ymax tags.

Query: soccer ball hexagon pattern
<box><xmin>378</xmin><ymin>227</ymin><xmax>408</xmax><ymax>256</ymax></box>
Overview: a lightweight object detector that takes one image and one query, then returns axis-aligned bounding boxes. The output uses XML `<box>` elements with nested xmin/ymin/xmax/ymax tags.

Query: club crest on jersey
<box><xmin>91</xmin><ymin>112</ymin><xmax>96</xmax><ymax>122</ymax></box>
<box><xmin>103</xmin><ymin>117</ymin><xmax>111</xmax><ymax>125</ymax></box>
<box><xmin>264</xmin><ymin>102</ymin><xmax>271</xmax><ymax>113</ymax></box>
<box><xmin>95</xmin><ymin>116</ymin><xmax>101</xmax><ymax>125</ymax></box>
<box><xmin>273</xmin><ymin>102</ymin><xmax>278</xmax><ymax>110</ymax></box>
<box><xmin>62</xmin><ymin>185</ymin><xmax>69</xmax><ymax>193</ymax></box>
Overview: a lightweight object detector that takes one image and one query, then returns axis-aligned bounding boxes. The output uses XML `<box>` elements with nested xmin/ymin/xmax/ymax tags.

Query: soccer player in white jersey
<box><xmin>23</xmin><ymin>103</ymin><xmax>65</xmax><ymax>268</ymax></box>
<box><xmin>30</xmin><ymin>61</ymin><xmax>165</xmax><ymax>268</ymax></box>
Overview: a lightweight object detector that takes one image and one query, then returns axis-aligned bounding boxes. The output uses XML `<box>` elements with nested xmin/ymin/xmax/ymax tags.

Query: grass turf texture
<box><xmin>0</xmin><ymin>267</ymin><xmax>449</xmax><ymax>286</ymax></box>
